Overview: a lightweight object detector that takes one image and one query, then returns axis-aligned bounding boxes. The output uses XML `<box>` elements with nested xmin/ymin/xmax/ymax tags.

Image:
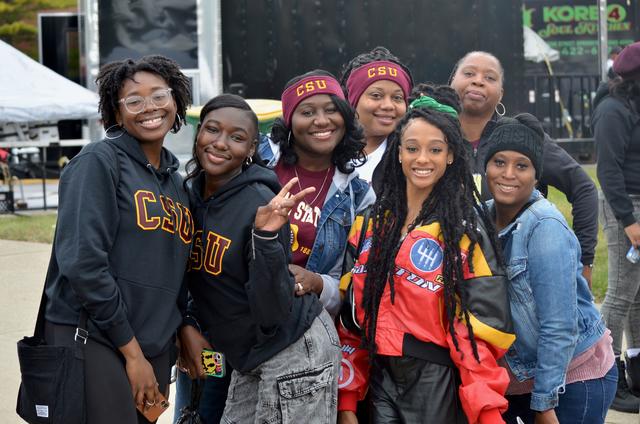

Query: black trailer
<box><xmin>221</xmin><ymin>0</ymin><xmax>527</xmax><ymax>114</ymax></box>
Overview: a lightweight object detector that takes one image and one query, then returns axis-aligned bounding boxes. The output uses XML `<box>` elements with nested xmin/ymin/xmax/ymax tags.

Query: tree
<box><xmin>0</xmin><ymin>0</ymin><xmax>77</xmax><ymax>58</ymax></box>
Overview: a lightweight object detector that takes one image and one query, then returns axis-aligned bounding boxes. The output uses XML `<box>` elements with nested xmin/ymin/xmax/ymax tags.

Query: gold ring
<box><xmin>296</xmin><ymin>282</ymin><xmax>303</xmax><ymax>291</ymax></box>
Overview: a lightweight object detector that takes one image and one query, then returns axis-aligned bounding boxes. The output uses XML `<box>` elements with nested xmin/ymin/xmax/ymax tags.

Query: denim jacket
<box><xmin>490</xmin><ymin>190</ymin><xmax>605</xmax><ymax>412</ymax></box>
<box><xmin>259</xmin><ymin>136</ymin><xmax>376</xmax><ymax>317</ymax></box>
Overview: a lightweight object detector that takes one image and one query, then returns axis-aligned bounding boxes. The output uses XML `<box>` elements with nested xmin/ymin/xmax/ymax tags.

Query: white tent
<box><xmin>523</xmin><ymin>25</ymin><xmax>560</xmax><ymax>63</ymax></box>
<box><xmin>0</xmin><ymin>40</ymin><xmax>99</xmax><ymax>123</ymax></box>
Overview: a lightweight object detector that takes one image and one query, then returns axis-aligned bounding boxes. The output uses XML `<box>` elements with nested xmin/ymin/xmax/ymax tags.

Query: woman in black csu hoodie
<box><xmin>178</xmin><ymin>94</ymin><xmax>341</xmax><ymax>422</ymax></box>
<box><xmin>43</xmin><ymin>56</ymin><xmax>193</xmax><ymax>423</ymax></box>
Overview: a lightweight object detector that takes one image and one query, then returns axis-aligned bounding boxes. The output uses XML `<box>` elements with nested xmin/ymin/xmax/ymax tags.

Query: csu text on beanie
<box><xmin>346</xmin><ymin>60</ymin><xmax>412</xmax><ymax>108</ymax></box>
<box><xmin>281</xmin><ymin>75</ymin><xmax>345</xmax><ymax>127</ymax></box>
<box><xmin>613</xmin><ymin>41</ymin><xmax>640</xmax><ymax>80</ymax></box>
<box><xmin>484</xmin><ymin>122</ymin><xmax>545</xmax><ymax>179</ymax></box>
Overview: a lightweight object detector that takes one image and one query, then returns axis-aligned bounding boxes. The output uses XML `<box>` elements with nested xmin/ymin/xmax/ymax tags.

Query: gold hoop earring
<box><xmin>244</xmin><ymin>156</ymin><xmax>253</xmax><ymax>166</ymax></box>
<box><xmin>495</xmin><ymin>102</ymin><xmax>506</xmax><ymax>117</ymax></box>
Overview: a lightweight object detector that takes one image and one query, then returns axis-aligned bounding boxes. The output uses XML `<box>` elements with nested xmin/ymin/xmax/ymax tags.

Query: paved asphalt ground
<box><xmin>0</xmin><ymin>238</ymin><xmax>637</xmax><ymax>424</ymax></box>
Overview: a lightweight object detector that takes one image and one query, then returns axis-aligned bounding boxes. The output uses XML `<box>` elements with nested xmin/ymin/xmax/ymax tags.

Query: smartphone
<box><xmin>137</xmin><ymin>392</ymin><xmax>169</xmax><ymax>422</ymax></box>
<box><xmin>201</xmin><ymin>348</ymin><xmax>226</xmax><ymax>378</ymax></box>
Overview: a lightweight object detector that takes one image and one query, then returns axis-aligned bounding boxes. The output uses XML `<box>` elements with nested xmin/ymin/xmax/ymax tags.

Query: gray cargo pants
<box><xmin>221</xmin><ymin>309</ymin><xmax>341</xmax><ymax>423</ymax></box>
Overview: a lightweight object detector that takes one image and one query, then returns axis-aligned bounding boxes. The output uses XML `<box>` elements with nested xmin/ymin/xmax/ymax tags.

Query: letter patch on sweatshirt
<box><xmin>134</xmin><ymin>190</ymin><xmax>193</xmax><ymax>244</ymax></box>
<box><xmin>189</xmin><ymin>231</ymin><xmax>231</xmax><ymax>276</ymax></box>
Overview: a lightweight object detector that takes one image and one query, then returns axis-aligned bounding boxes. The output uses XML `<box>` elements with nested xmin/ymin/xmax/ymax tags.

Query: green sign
<box><xmin>524</xmin><ymin>1</ymin><xmax>638</xmax><ymax>73</ymax></box>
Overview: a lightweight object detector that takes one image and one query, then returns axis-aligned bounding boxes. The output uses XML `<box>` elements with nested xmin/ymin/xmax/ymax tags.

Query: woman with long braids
<box><xmin>337</xmin><ymin>84</ymin><xmax>514</xmax><ymax>424</ymax></box>
<box><xmin>447</xmin><ymin>51</ymin><xmax>598</xmax><ymax>288</ymax></box>
<box><xmin>339</xmin><ymin>46</ymin><xmax>413</xmax><ymax>183</ymax></box>
<box><xmin>260</xmin><ymin>69</ymin><xmax>375</xmax><ymax>317</ymax></box>
<box><xmin>42</xmin><ymin>55</ymin><xmax>193</xmax><ymax>423</ymax></box>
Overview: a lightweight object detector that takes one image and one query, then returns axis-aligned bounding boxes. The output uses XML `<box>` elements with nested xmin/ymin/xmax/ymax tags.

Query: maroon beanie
<box><xmin>613</xmin><ymin>42</ymin><xmax>640</xmax><ymax>80</ymax></box>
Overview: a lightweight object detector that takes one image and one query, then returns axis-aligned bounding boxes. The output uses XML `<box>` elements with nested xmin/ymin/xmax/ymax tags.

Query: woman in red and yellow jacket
<box><xmin>337</xmin><ymin>84</ymin><xmax>515</xmax><ymax>424</ymax></box>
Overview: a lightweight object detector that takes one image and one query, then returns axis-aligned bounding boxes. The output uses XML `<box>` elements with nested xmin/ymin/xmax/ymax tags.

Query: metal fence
<box><xmin>524</xmin><ymin>74</ymin><xmax>602</xmax><ymax>140</ymax></box>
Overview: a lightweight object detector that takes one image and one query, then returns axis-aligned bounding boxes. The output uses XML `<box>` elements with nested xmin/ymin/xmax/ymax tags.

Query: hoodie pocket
<box><xmin>116</xmin><ymin>276</ymin><xmax>181</xmax><ymax>351</ymax></box>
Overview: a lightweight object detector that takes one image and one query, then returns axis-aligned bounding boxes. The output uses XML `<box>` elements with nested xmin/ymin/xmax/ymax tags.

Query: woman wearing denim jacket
<box><xmin>259</xmin><ymin>69</ymin><xmax>376</xmax><ymax>317</ymax></box>
<box><xmin>485</xmin><ymin>113</ymin><xmax>616</xmax><ymax>424</ymax></box>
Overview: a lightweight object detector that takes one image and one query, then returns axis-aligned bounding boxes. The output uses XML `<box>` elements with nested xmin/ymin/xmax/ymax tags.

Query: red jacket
<box><xmin>338</xmin><ymin>213</ymin><xmax>515</xmax><ymax>424</ymax></box>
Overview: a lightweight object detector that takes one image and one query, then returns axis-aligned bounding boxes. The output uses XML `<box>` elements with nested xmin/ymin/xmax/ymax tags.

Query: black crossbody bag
<box><xmin>16</xmin><ymin>283</ymin><xmax>88</xmax><ymax>424</ymax></box>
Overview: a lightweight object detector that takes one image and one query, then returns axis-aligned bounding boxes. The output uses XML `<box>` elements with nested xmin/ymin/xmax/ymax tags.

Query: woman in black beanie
<box><xmin>486</xmin><ymin>113</ymin><xmax>616</xmax><ymax>424</ymax></box>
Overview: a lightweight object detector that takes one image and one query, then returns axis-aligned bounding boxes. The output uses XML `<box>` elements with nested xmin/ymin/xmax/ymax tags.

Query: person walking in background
<box><xmin>177</xmin><ymin>94</ymin><xmax>341</xmax><ymax>423</ymax></box>
<box><xmin>447</xmin><ymin>51</ymin><xmax>599</xmax><ymax>287</ymax></box>
<box><xmin>338</xmin><ymin>85</ymin><xmax>514</xmax><ymax>424</ymax></box>
<box><xmin>484</xmin><ymin>113</ymin><xmax>616</xmax><ymax>424</ymax></box>
<box><xmin>340</xmin><ymin>46</ymin><xmax>413</xmax><ymax>183</ymax></box>
<box><xmin>42</xmin><ymin>55</ymin><xmax>193</xmax><ymax>423</ymax></box>
<box><xmin>592</xmin><ymin>40</ymin><xmax>640</xmax><ymax>414</ymax></box>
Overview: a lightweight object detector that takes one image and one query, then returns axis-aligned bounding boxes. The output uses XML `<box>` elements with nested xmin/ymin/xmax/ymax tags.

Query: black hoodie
<box><xmin>592</xmin><ymin>82</ymin><xmax>640</xmax><ymax>227</ymax></box>
<box><xmin>45</xmin><ymin>132</ymin><xmax>193</xmax><ymax>357</ymax></box>
<box><xmin>186</xmin><ymin>165</ymin><xmax>322</xmax><ymax>372</ymax></box>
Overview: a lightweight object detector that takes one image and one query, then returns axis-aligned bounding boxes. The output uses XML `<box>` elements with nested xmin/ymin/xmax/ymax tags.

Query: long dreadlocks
<box><xmin>361</xmin><ymin>84</ymin><xmax>498</xmax><ymax>362</ymax></box>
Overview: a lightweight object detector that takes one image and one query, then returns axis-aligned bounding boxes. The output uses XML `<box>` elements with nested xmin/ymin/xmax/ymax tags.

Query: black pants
<box><xmin>45</xmin><ymin>321</ymin><xmax>171</xmax><ymax>424</ymax></box>
<box><xmin>369</xmin><ymin>355</ymin><xmax>467</xmax><ymax>424</ymax></box>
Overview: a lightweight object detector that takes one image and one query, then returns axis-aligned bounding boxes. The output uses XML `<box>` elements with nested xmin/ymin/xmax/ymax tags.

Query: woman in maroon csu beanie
<box><xmin>339</xmin><ymin>46</ymin><xmax>413</xmax><ymax>184</ymax></box>
<box><xmin>591</xmin><ymin>40</ymin><xmax>640</xmax><ymax>413</ymax></box>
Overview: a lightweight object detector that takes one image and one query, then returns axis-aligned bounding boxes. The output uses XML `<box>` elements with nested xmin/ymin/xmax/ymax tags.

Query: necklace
<box><xmin>293</xmin><ymin>165</ymin><xmax>332</xmax><ymax>208</ymax></box>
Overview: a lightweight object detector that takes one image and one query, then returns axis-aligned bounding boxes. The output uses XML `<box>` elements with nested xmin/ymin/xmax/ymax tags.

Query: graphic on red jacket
<box><xmin>338</xmin><ymin>213</ymin><xmax>515</xmax><ymax>424</ymax></box>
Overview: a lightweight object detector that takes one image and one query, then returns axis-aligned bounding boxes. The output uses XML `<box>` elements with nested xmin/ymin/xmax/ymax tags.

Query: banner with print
<box><xmin>523</xmin><ymin>0</ymin><xmax>639</xmax><ymax>74</ymax></box>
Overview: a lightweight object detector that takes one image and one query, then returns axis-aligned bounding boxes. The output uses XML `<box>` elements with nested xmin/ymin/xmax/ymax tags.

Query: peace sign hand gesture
<box><xmin>255</xmin><ymin>177</ymin><xmax>315</xmax><ymax>233</ymax></box>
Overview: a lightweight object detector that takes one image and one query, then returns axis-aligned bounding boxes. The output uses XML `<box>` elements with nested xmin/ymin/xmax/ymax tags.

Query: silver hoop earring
<box><xmin>105</xmin><ymin>123</ymin><xmax>124</xmax><ymax>140</ymax></box>
<box><xmin>495</xmin><ymin>102</ymin><xmax>506</xmax><ymax>117</ymax></box>
<box><xmin>287</xmin><ymin>131</ymin><xmax>293</xmax><ymax>148</ymax></box>
<box><xmin>244</xmin><ymin>156</ymin><xmax>253</xmax><ymax>166</ymax></box>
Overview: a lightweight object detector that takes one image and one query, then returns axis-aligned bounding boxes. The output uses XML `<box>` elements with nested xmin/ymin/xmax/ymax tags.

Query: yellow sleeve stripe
<box><xmin>349</xmin><ymin>215</ymin><xmax>365</xmax><ymax>241</ymax></box>
<box><xmin>340</xmin><ymin>272</ymin><xmax>353</xmax><ymax>295</ymax></box>
<box><xmin>467</xmin><ymin>311</ymin><xmax>516</xmax><ymax>350</ymax></box>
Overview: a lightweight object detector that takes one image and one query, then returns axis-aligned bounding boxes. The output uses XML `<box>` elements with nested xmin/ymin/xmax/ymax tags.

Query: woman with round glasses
<box><xmin>41</xmin><ymin>55</ymin><xmax>193</xmax><ymax>423</ymax></box>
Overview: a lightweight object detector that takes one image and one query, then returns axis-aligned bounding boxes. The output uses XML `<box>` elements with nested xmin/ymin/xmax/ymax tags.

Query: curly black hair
<box><xmin>95</xmin><ymin>55</ymin><xmax>191</xmax><ymax>133</ymax></box>
<box><xmin>447</xmin><ymin>51</ymin><xmax>505</xmax><ymax>86</ymax></box>
<box><xmin>270</xmin><ymin>69</ymin><xmax>366</xmax><ymax>173</ymax></box>
<box><xmin>609</xmin><ymin>77</ymin><xmax>640</xmax><ymax>111</ymax></box>
<box><xmin>361</xmin><ymin>84</ymin><xmax>500</xmax><ymax>362</ymax></box>
<box><xmin>339</xmin><ymin>46</ymin><xmax>414</xmax><ymax>95</ymax></box>
<box><xmin>183</xmin><ymin>93</ymin><xmax>262</xmax><ymax>189</ymax></box>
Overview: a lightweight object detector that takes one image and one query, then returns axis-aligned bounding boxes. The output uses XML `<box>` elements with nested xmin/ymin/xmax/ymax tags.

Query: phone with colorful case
<box><xmin>201</xmin><ymin>348</ymin><xmax>226</xmax><ymax>378</ymax></box>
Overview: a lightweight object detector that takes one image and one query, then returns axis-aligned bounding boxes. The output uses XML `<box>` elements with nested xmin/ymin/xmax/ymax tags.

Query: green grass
<box><xmin>0</xmin><ymin>212</ymin><xmax>57</xmax><ymax>243</ymax></box>
<box><xmin>546</xmin><ymin>164</ymin><xmax>608</xmax><ymax>302</ymax></box>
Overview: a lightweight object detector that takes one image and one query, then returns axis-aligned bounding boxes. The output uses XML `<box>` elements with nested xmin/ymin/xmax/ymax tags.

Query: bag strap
<box><xmin>32</xmin><ymin>284</ymin><xmax>48</xmax><ymax>339</ymax></box>
<box><xmin>355</xmin><ymin>207</ymin><xmax>371</xmax><ymax>256</ymax></box>
<box><xmin>33</xmin><ymin>282</ymin><xmax>89</xmax><ymax>345</ymax></box>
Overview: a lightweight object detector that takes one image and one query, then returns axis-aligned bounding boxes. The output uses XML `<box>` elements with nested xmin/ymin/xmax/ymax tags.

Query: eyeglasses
<box><xmin>118</xmin><ymin>88</ymin><xmax>173</xmax><ymax>114</ymax></box>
